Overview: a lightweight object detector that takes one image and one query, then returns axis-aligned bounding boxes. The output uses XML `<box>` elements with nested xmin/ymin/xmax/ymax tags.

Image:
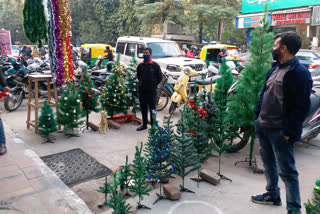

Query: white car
<box><xmin>115</xmin><ymin>36</ymin><xmax>208</xmax><ymax>84</ymax></box>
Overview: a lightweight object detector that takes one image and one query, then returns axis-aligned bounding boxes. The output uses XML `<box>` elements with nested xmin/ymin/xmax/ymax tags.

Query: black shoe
<box><xmin>251</xmin><ymin>192</ymin><xmax>282</xmax><ymax>206</ymax></box>
<box><xmin>136</xmin><ymin>125</ymin><xmax>147</xmax><ymax>131</ymax></box>
<box><xmin>0</xmin><ymin>145</ymin><xmax>7</xmax><ymax>155</ymax></box>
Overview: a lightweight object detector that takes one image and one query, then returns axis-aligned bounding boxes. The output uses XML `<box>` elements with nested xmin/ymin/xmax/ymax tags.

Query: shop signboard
<box><xmin>0</xmin><ymin>30</ymin><xmax>12</xmax><ymax>55</ymax></box>
<box><xmin>312</xmin><ymin>6</ymin><xmax>320</xmax><ymax>26</ymax></box>
<box><xmin>271</xmin><ymin>11</ymin><xmax>311</xmax><ymax>26</ymax></box>
<box><xmin>242</xmin><ymin>0</ymin><xmax>319</xmax><ymax>14</ymax></box>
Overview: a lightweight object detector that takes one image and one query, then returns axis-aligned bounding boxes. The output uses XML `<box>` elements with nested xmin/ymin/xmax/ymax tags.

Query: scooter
<box><xmin>169</xmin><ymin>66</ymin><xmax>197</xmax><ymax>114</ymax></box>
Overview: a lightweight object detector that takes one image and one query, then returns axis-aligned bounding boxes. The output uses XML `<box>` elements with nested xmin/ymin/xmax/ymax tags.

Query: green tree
<box><xmin>209</xmin><ymin>58</ymin><xmax>234</xmax><ymax>180</ymax></box>
<box><xmin>117</xmin><ymin>0</ymin><xmax>141</xmax><ymax>36</ymax></box>
<box><xmin>57</xmin><ymin>83</ymin><xmax>84</xmax><ymax>135</ymax></box>
<box><xmin>129</xmin><ymin>143</ymin><xmax>152</xmax><ymax>209</ymax></box>
<box><xmin>100</xmin><ymin>54</ymin><xmax>128</xmax><ymax>117</ymax></box>
<box><xmin>98</xmin><ymin>176</ymin><xmax>112</xmax><ymax>206</ymax></box>
<box><xmin>37</xmin><ymin>100</ymin><xmax>58</xmax><ymax>143</ymax></box>
<box><xmin>107</xmin><ymin>171</ymin><xmax>133</xmax><ymax>214</ymax></box>
<box><xmin>226</xmin><ymin>8</ymin><xmax>273</xmax><ymax>165</ymax></box>
<box><xmin>0</xmin><ymin>0</ymin><xmax>29</xmax><ymax>44</ymax></box>
<box><xmin>125</xmin><ymin>53</ymin><xmax>140</xmax><ymax>115</ymax></box>
<box><xmin>305</xmin><ymin>180</ymin><xmax>320</xmax><ymax>214</ymax></box>
<box><xmin>171</xmin><ymin>104</ymin><xmax>201</xmax><ymax>193</ymax></box>
<box><xmin>78</xmin><ymin>65</ymin><xmax>99</xmax><ymax>129</ymax></box>
<box><xmin>118</xmin><ymin>155</ymin><xmax>131</xmax><ymax>197</ymax></box>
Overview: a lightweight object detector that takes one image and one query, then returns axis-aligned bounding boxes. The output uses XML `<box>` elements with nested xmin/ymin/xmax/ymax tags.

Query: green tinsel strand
<box><xmin>23</xmin><ymin>0</ymin><xmax>48</xmax><ymax>47</ymax></box>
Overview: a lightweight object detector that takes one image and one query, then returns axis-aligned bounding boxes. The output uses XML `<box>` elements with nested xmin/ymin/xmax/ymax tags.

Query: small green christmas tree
<box><xmin>107</xmin><ymin>171</ymin><xmax>133</xmax><ymax>214</ymax></box>
<box><xmin>144</xmin><ymin>111</ymin><xmax>173</xmax><ymax>204</ymax></box>
<box><xmin>118</xmin><ymin>155</ymin><xmax>131</xmax><ymax>197</ymax></box>
<box><xmin>305</xmin><ymin>180</ymin><xmax>320</xmax><ymax>214</ymax></box>
<box><xmin>100</xmin><ymin>54</ymin><xmax>128</xmax><ymax>118</ymax></box>
<box><xmin>97</xmin><ymin>176</ymin><xmax>112</xmax><ymax>208</ymax></box>
<box><xmin>57</xmin><ymin>83</ymin><xmax>83</xmax><ymax>136</ymax></box>
<box><xmin>129</xmin><ymin>143</ymin><xmax>152</xmax><ymax>209</ymax></box>
<box><xmin>171</xmin><ymin>104</ymin><xmax>201</xmax><ymax>193</ymax></box>
<box><xmin>226</xmin><ymin>7</ymin><xmax>273</xmax><ymax>166</ymax></box>
<box><xmin>210</xmin><ymin>58</ymin><xmax>234</xmax><ymax>181</ymax></box>
<box><xmin>79</xmin><ymin>64</ymin><xmax>99</xmax><ymax>130</ymax></box>
<box><xmin>37</xmin><ymin>100</ymin><xmax>58</xmax><ymax>143</ymax></box>
<box><xmin>125</xmin><ymin>52</ymin><xmax>140</xmax><ymax>115</ymax></box>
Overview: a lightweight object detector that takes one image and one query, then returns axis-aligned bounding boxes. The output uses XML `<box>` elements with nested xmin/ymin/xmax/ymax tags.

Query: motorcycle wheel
<box><xmin>4</xmin><ymin>90</ymin><xmax>25</xmax><ymax>112</ymax></box>
<box><xmin>169</xmin><ymin>102</ymin><xmax>177</xmax><ymax>114</ymax></box>
<box><xmin>156</xmin><ymin>88</ymin><xmax>170</xmax><ymax>111</ymax></box>
<box><xmin>226</xmin><ymin>127</ymin><xmax>249</xmax><ymax>153</ymax></box>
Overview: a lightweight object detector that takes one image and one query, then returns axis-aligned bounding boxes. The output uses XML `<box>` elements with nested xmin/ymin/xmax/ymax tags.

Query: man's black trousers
<box><xmin>139</xmin><ymin>91</ymin><xmax>157</xmax><ymax>127</ymax></box>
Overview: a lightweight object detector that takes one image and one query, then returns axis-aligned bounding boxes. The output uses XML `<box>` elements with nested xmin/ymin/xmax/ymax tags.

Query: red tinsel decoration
<box><xmin>0</xmin><ymin>91</ymin><xmax>10</xmax><ymax>100</ymax></box>
<box><xmin>188</xmin><ymin>100</ymin><xmax>197</xmax><ymax>111</ymax></box>
<box><xmin>188</xmin><ymin>129</ymin><xmax>197</xmax><ymax>136</ymax></box>
<box><xmin>199</xmin><ymin>108</ymin><xmax>207</xmax><ymax>118</ymax></box>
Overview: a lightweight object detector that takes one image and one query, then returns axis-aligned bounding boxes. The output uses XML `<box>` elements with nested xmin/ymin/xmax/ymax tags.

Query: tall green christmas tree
<box><xmin>210</xmin><ymin>58</ymin><xmax>234</xmax><ymax>181</ymax></box>
<box><xmin>129</xmin><ymin>143</ymin><xmax>152</xmax><ymax>209</ymax></box>
<box><xmin>57</xmin><ymin>83</ymin><xmax>83</xmax><ymax>136</ymax></box>
<box><xmin>78</xmin><ymin>64</ymin><xmax>99</xmax><ymax>130</ymax></box>
<box><xmin>305</xmin><ymin>180</ymin><xmax>320</xmax><ymax>214</ymax></box>
<box><xmin>107</xmin><ymin>171</ymin><xmax>133</xmax><ymax>214</ymax></box>
<box><xmin>37</xmin><ymin>100</ymin><xmax>58</xmax><ymax>143</ymax></box>
<box><xmin>226</xmin><ymin>7</ymin><xmax>273</xmax><ymax>166</ymax></box>
<box><xmin>118</xmin><ymin>155</ymin><xmax>131</xmax><ymax>197</ymax></box>
<box><xmin>125</xmin><ymin>52</ymin><xmax>140</xmax><ymax>115</ymax></box>
<box><xmin>100</xmin><ymin>54</ymin><xmax>128</xmax><ymax>118</ymax></box>
<box><xmin>144</xmin><ymin>111</ymin><xmax>173</xmax><ymax>204</ymax></box>
<box><xmin>97</xmin><ymin>176</ymin><xmax>112</xmax><ymax>208</ymax></box>
<box><xmin>171</xmin><ymin>104</ymin><xmax>201</xmax><ymax>193</ymax></box>
<box><xmin>186</xmin><ymin>87</ymin><xmax>210</xmax><ymax>186</ymax></box>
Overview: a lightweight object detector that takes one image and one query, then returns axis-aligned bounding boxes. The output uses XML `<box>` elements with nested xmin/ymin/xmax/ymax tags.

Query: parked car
<box><xmin>296</xmin><ymin>49</ymin><xmax>320</xmax><ymax>77</ymax></box>
<box><xmin>115</xmin><ymin>36</ymin><xmax>208</xmax><ymax>84</ymax></box>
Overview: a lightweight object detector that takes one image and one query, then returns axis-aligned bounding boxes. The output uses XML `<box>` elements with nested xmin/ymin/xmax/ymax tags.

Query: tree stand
<box><xmin>180</xmin><ymin>177</ymin><xmax>195</xmax><ymax>193</ymax></box>
<box><xmin>234</xmin><ymin>137</ymin><xmax>256</xmax><ymax>172</ymax></box>
<box><xmin>153</xmin><ymin>183</ymin><xmax>167</xmax><ymax>205</ymax></box>
<box><xmin>41</xmin><ymin>134</ymin><xmax>55</xmax><ymax>144</ymax></box>
<box><xmin>137</xmin><ymin>198</ymin><xmax>151</xmax><ymax>210</ymax></box>
<box><xmin>217</xmin><ymin>154</ymin><xmax>232</xmax><ymax>182</ymax></box>
<box><xmin>66</xmin><ymin>130</ymin><xmax>80</xmax><ymax>138</ymax></box>
<box><xmin>190</xmin><ymin>169</ymin><xmax>204</xmax><ymax>188</ymax></box>
<box><xmin>81</xmin><ymin>112</ymin><xmax>91</xmax><ymax>133</ymax></box>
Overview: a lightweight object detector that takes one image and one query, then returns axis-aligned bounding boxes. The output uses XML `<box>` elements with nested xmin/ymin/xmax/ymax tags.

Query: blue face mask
<box><xmin>143</xmin><ymin>54</ymin><xmax>150</xmax><ymax>62</ymax></box>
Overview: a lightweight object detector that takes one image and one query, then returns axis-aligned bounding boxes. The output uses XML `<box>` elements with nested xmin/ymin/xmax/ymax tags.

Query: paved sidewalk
<box><xmin>0</xmin><ymin>125</ymin><xmax>92</xmax><ymax>214</ymax></box>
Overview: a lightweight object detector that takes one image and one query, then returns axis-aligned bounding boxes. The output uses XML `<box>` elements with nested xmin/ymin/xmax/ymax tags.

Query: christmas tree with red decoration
<box><xmin>78</xmin><ymin>65</ymin><xmax>99</xmax><ymax>129</ymax></box>
<box><xmin>37</xmin><ymin>100</ymin><xmax>58</xmax><ymax>143</ymax></box>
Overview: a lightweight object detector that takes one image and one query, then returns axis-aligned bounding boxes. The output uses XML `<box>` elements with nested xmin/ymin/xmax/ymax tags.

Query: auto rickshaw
<box><xmin>80</xmin><ymin>44</ymin><xmax>113</xmax><ymax>68</ymax></box>
<box><xmin>200</xmin><ymin>44</ymin><xmax>238</xmax><ymax>65</ymax></box>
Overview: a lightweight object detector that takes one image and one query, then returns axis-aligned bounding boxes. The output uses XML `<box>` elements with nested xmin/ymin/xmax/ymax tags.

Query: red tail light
<box><xmin>308</xmin><ymin>108</ymin><xmax>320</xmax><ymax>125</ymax></box>
<box><xmin>309</xmin><ymin>64</ymin><xmax>320</xmax><ymax>69</ymax></box>
<box><xmin>240</xmin><ymin>59</ymin><xmax>245</xmax><ymax>63</ymax></box>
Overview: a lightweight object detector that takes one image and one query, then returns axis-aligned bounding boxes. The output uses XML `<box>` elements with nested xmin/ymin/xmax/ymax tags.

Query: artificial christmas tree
<box><xmin>186</xmin><ymin>86</ymin><xmax>210</xmax><ymax>186</ymax></box>
<box><xmin>107</xmin><ymin>171</ymin><xmax>133</xmax><ymax>214</ymax></box>
<box><xmin>37</xmin><ymin>100</ymin><xmax>58</xmax><ymax>143</ymax></box>
<box><xmin>78</xmin><ymin>64</ymin><xmax>99</xmax><ymax>130</ymax></box>
<box><xmin>144</xmin><ymin>111</ymin><xmax>173</xmax><ymax>204</ymax></box>
<box><xmin>129</xmin><ymin>143</ymin><xmax>152</xmax><ymax>209</ymax></box>
<box><xmin>118</xmin><ymin>155</ymin><xmax>131</xmax><ymax>197</ymax></box>
<box><xmin>100</xmin><ymin>54</ymin><xmax>128</xmax><ymax>118</ymax></box>
<box><xmin>171</xmin><ymin>104</ymin><xmax>201</xmax><ymax>193</ymax></box>
<box><xmin>56</xmin><ymin>83</ymin><xmax>83</xmax><ymax>136</ymax></box>
<box><xmin>210</xmin><ymin>58</ymin><xmax>234</xmax><ymax>181</ymax></box>
<box><xmin>305</xmin><ymin>180</ymin><xmax>320</xmax><ymax>214</ymax></box>
<box><xmin>97</xmin><ymin>176</ymin><xmax>112</xmax><ymax>208</ymax></box>
<box><xmin>125</xmin><ymin>52</ymin><xmax>140</xmax><ymax>115</ymax></box>
<box><xmin>226</xmin><ymin>7</ymin><xmax>273</xmax><ymax>166</ymax></box>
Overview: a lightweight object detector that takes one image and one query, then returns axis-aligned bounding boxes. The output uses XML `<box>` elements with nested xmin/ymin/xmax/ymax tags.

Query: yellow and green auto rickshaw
<box><xmin>200</xmin><ymin>44</ymin><xmax>239</xmax><ymax>65</ymax></box>
<box><xmin>80</xmin><ymin>44</ymin><xmax>114</xmax><ymax>68</ymax></box>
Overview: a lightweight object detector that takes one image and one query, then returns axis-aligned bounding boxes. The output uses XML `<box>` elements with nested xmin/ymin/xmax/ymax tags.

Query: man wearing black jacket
<box><xmin>252</xmin><ymin>32</ymin><xmax>312</xmax><ymax>214</ymax></box>
<box><xmin>136</xmin><ymin>47</ymin><xmax>162</xmax><ymax>131</ymax></box>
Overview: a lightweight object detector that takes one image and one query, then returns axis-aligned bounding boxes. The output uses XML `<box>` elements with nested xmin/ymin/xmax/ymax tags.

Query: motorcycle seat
<box><xmin>196</xmin><ymin>75</ymin><xmax>221</xmax><ymax>85</ymax></box>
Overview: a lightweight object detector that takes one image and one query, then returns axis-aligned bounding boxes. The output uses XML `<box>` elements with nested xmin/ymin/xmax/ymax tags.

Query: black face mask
<box><xmin>271</xmin><ymin>47</ymin><xmax>281</xmax><ymax>61</ymax></box>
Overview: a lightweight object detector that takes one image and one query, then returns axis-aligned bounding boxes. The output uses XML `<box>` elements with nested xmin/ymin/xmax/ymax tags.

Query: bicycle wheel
<box><xmin>156</xmin><ymin>87</ymin><xmax>170</xmax><ymax>111</ymax></box>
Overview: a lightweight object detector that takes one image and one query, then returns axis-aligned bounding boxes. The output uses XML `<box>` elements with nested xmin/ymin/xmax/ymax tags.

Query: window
<box><xmin>296</xmin><ymin>51</ymin><xmax>318</xmax><ymax>61</ymax></box>
<box><xmin>125</xmin><ymin>43</ymin><xmax>136</xmax><ymax>56</ymax></box>
<box><xmin>146</xmin><ymin>42</ymin><xmax>180</xmax><ymax>59</ymax></box>
<box><xmin>116</xmin><ymin>42</ymin><xmax>125</xmax><ymax>54</ymax></box>
<box><xmin>137</xmin><ymin>43</ymin><xmax>145</xmax><ymax>58</ymax></box>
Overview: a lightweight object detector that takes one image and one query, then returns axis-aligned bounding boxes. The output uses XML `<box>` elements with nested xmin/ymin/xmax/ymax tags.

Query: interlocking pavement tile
<box><xmin>22</xmin><ymin>166</ymin><xmax>43</xmax><ymax>180</ymax></box>
<box><xmin>15</xmin><ymin>187</ymin><xmax>35</xmax><ymax>198</ymax></box>
<box><xmin>0</xmin><ymin>179</ymin><xmax>32</xmax><ymax>195</ymax></box>
<box><xmin>0</xmin><ymin>169</ymin><xmax>26</xmax><ymax>182</ymax></box>
<box><xmin>14</xmin><ymin>159</ymin><xmax>36</xmax><ymax>169</ymax></box>
<box><xmin>29</xmin><ymin>176</ymin><xmax>52</xmax><ymax>193</ymax></box>
<box><xmin>0</xmin><ymin>164</ymin><xmax>19</xmax><ymax>174</ymax></box>
<box><xmin>0</xmin><ymin>159</ymin><xmax>16</xmax><ymax>168</ymax></box>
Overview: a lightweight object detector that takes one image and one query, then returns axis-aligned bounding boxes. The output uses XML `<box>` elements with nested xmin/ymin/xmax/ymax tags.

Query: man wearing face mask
<box><xmin>136</xmin><ymin>47</ymin><xmax>162</xmax><ymax>131</ymax></box>
<box><xmin>252</xmin><ymin>32</ymin><xmax>312</xmax><ymax>214</ymax></box>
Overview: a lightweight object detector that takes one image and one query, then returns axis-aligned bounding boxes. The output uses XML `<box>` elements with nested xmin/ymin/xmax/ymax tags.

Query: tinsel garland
<box><xmin>23</xmin><ymin>0</ymin><xmax>48</xmax><ymax>47</ymax></box>
<box><xmin>58</xmin><ymin>0</ymin><xmax>69</xmax><ymax>81</ymax></box>
<box><xmin>47</xmin><ymin>0</ymin><xmax>57</xmax><ymax>81</ymax></box>
<box><xmin>64</xmin><ymin>0</ymin><xmax>74</xmax><ymax>81</ymax></box>
<box><xmin>52</xmin><ymin>0</ymin><xmax>65</xmax><ymax>84</ymax></box>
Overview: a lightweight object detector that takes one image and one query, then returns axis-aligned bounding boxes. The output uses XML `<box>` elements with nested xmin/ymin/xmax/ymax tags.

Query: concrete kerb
<box><xmin>4</xmin><ymin>124</ymin><xmax>93</xmax><ymax>214</ymax></box>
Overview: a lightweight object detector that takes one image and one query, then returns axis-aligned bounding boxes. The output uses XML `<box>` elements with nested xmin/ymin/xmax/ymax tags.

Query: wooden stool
<box><xmin>26</xmin><ymin>75</ymin><xmax>59</xmax><ymax>133</ymax></box>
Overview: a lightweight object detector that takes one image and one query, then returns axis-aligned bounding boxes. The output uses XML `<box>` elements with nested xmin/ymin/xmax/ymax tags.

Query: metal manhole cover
<box><xmin>41</xmin><ymin>148</ymin><xmax>112</xmax><ymax>187</ymax></box>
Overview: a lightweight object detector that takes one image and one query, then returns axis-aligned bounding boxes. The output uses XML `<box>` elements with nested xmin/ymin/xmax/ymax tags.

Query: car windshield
<box><xmin>147</xmin><ymin>42</ymin><xmax>182</xmax><ymax>58</ymax></box>
<box><xmin>296</xmin><ymin>51</ymin><xmax>319</xmax><ymax>61</ymax></box>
